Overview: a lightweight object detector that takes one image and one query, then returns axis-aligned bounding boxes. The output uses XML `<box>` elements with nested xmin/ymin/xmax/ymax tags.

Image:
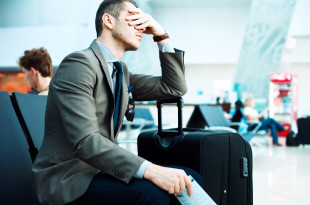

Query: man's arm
<box><xmin>125</xmin><ymin>7</ymin><xmax>187</xmax><ymax>101</ymax></box>
<box><xmin>125</xmin><ymin>8</ymin><xmax>192</xmax><ymax>196</ymax></box>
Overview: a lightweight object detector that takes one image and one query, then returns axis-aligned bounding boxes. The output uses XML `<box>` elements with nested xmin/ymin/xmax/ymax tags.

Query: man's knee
<box><xmin>130</xmin><ymin>179</ymin><xmax>171</xmax><ymax>205</ymax></box>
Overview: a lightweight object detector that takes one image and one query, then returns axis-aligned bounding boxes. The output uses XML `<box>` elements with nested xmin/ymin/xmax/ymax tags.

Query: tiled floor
<box><xmin>252</xmin><ymin>137</ymin><xmax>310</xmax><ymax>205</ymax></box>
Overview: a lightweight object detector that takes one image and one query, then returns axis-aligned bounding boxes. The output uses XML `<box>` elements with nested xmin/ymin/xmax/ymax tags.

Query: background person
<box><xmin>18</xmin><ymin>47</ymin><xmax>52</xmax><ymax>95</ymax></box>
<box><xmin>32</xmin><ymin>0</ymin><xmax>202</xmax><ymax>204</ymax></box>
<box><xmin>244</xmin><ymin>97</ymin><xmax>286</xmax><ymax>146</ymax></box>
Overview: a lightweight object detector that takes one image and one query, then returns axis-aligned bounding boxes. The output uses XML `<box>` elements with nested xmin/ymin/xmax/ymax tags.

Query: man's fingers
<box><xmin>126</xmin><ymin>13</ymin><xmax>144</xmax><ymax>21</ymax></box>
<box><xmin>167</xmin><ymin>184</ymin><xmax>175</xmax><ymax>194</ymax></box>
<box><xmin>129</xmin><ymin>15</ymin><xmax>150</xmax><ymax>26</ymax></box>
<box><xmin>184</xmin><ymin>175</ymin><xmax>193</xmax><ymax>197</ymax></box>
<box><xmin>179</xmin><ymin>176</ymin><xmax>186</xmax><ymax>193</ymax></box>
<box><xmin>127</xmin><ymin>8</ymin><xmax>164</xmax><ymax>36</ymax></box>
<box><xmin>174</xmin><ymin>179</ymin><xmax>180</xmax><ymax>194</ymax></box>
<box><xmin>135</xmin><ymin>22</ymin><xmax>151</xmax><ymax>31</ymax></box>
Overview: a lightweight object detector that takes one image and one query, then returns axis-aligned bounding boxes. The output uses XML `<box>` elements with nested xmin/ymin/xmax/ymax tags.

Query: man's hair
<box><xmin>18</xmin><ymin>47</ymin><xmax>53</xmax><ymax>77</ymax></box>
<box><xmin>244</xmin><ymin>98</ymin><xmax>254</xmax><ymax>107</ymax></box>
<box><xmin>95</xmin><ymin>0</ymin><xmax>138</xmax><ymax>37</ymax></box>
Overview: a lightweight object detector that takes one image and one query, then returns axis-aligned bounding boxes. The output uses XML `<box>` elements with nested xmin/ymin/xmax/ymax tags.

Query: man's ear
<box><xmin>30</xmin><ymin>67</ymin><xmax>39</xmax><ymax>76</ymax></box>
<box><xmin>102</xmin><ymin>13</ymin><xmax>114</xmax><ymax>30</ymax></box>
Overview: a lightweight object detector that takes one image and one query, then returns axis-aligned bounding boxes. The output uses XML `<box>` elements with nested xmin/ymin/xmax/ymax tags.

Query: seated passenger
<box><xmin>18</xmin><ymin>47</ymin><xmax>53</xmax><ymax>95</ymax></box>
<box><xmin>244</xmin><ymin>97</ymin><xmax>286</xmax><ymax>146</ymax></box>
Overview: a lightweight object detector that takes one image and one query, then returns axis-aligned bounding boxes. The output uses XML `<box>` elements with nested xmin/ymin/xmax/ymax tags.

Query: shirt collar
<box><xmin>96</xmin><ymin>41</ymin><xmax>118</xmax><ymax>63</ymax></box>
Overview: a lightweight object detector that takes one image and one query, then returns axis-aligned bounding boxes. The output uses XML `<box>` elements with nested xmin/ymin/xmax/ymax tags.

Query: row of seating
<box><xmin>0</xmin><ymin>90</ymin><xmax>160</xmax><ymax>204</ymax></box>
<box><xmin>186</xmin><ymin>104</ymin><xmax>262</xmax><ymax>142</ymax></box>
<box><xmin>0</xmin><ymin>90</ymin><xmax>256</xmax><ymax>204</ymax></box>
<box><xmin>0</xmin><ymin>91</ymin><xmax>47</xmax><ymax>204</ymax></box>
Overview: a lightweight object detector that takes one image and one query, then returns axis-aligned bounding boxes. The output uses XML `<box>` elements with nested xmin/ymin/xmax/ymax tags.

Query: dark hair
<box><xmin>18</xmin><ymin>47</ymin><xmax>53</xmax><ymax>77</ymax></box>
<box><xmin>235</xmin><ymin>100</ymin><xmax>244</xmax><ymax>109</ymax></box>
<box><xmin>95</xmin><ymin>0</ymin><xmax>138</xmax><ymax>37</ymax></box>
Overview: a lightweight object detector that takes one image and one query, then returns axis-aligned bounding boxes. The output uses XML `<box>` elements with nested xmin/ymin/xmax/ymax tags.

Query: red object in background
<box><xmin>269</xmin><ymin>73</ymin><xmax>298</xmax><ymax>137</ymax></box>
<box><xmin>279</xmin><ymin>90</ymin><xmax>289</xmax><ymax>96</ymax></box>
<box><xmin>277</xmin><ymin>123</ymin><xmax>291</xmax><ymax>137</ymax></box>
<box><xmin>0</xmin><ymin>73</ymin><xmax>31</xmax><ymax>94</ymax></box>
<box><xmin>270</xmin><ymin>72</ymin><xmax>292</xmax><ymax>83</ymax></box>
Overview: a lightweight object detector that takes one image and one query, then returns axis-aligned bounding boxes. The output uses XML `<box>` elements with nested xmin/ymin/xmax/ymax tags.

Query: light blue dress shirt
<box><xmin>96</xmin><ymin>40</ymin><xmax>175</xmax><ymax>179</ymax></box>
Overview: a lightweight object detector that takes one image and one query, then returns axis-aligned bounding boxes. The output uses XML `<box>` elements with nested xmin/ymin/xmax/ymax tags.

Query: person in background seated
<box><xmin>231</xmin><ymin>100</ymin><xmax>244</xmax><ymax>131</ymax></box>
<box><xmin>18</xmin><ymin>47</ymin><xmax>53</xmax><ymax>95</ymax></box>
<box><xmin>244</xmin><ymin>97</ymin><xmax>287</xmax><ymax>146</ymax></box>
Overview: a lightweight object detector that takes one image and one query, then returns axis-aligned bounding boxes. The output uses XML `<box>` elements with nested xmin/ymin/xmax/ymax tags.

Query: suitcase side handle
<box><xmin>157</xmin><ymin>97</ymin><xmax>183</xmax><ymax>136</ymax></box>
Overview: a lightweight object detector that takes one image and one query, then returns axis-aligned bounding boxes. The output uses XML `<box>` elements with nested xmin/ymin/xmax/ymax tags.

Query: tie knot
<box><xmin>113</xmin><ymin>61</ymin><xmax>122</xmax><ymax>73</ymax></box>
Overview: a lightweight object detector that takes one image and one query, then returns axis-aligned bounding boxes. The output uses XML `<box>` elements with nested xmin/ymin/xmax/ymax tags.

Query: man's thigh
<box><xmin>71</xmin><ymin>166</ymin><xmax>203</xmax><ymax>205</ymax></box>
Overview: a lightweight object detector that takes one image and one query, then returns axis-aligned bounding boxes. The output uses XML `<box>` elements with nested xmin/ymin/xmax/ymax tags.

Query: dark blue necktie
<box><xmin>113</xmin><ymin>61</ymin><xmax>123</xmax><ymax>130</ymax></box>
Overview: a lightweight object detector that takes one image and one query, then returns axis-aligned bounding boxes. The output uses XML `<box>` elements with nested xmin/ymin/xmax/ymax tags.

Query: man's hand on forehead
<box><xmin>125</xmin><ymin>8</ymin><xmax>165</xmax><ymax>36</ymax></box>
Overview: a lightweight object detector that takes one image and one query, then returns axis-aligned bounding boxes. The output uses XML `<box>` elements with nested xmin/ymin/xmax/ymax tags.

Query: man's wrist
<box><xmin>133</xmin><ymin>160</ymin><xmax>151</xmax><ymax>179</ymax></box>
<box><xmin>144</xmin><ymin>163</ymin><xmax>157</xmax><ymax>180</ymax></box>
<box><xmin>153</xmin><ymin>31</ymin><xmax>170</xmax><ymax>44</ymax></box>
<box><xmin>158</xmin><ymin>41</ymin><xmax>175</xmax><ymax>53</ymax></box>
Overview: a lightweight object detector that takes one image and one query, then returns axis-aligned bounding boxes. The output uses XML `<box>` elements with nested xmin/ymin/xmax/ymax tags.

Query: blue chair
<box><xmin>11</xmin><ymin>92</ymin><xmax>47</xmax><ymax>161</ymax></box>
<box><xmin>0</xmin><ymin>91</ymin><xmax>34</xmax><ymax>204</ymax></box>
<box><xmin>186</xmin><ymin>105</ymin><xmax>256</xmax><ymax>142</ymax></box>
<box><xmin>132</xmin><ymin>107</ymin><xmax>156</xmax><ymax>130</ymax></box>
<box><xmin>118</xmin><ymin>108</ymin><xmax>156</xmax><ymax>154</ymax></box>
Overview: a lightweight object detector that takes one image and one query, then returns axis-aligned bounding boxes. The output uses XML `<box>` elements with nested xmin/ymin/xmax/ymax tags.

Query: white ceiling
<box><xmin>150</xmin><ymin>0</ymin><xmax>252</xmax><ymax>7</ymax></box>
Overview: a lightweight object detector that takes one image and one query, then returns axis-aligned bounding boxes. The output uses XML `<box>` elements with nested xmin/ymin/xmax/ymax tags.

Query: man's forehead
<box><xmin>119</xmin><ymin>2</ymin><xmax>136</xmax><ymax>17</ymax></box>
<box><xmin>121</xmin><ymin>1</ymin><xmax>137</xmax><ymax>11</ymax></box>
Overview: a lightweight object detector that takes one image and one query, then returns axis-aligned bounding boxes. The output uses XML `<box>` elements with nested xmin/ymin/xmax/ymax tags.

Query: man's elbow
<box><xmin>174</xmin><ymin>84</ymin><xmax>187</xmax><ymax>97</ymax></box>
<box><xmin>180</xmin><ymin>85</ymin><xmax>188</xmax><ymax>96</ymax></box>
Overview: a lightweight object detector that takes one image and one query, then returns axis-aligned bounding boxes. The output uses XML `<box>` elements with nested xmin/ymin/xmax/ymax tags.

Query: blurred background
<box><xmin>0</xmin><ymin>1</ymin><xmax>310</xmax><ymax>204</ymax></box>
<box><xmin>1</xmin><ymin>0</ymin><xmax>309</xmax><ymax>116</ymax></box>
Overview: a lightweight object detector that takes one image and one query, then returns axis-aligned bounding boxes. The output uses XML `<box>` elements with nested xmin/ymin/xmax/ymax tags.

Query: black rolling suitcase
<box><xmin>297</xmin><ymin>117</ymin><xmax>310</xmax><ymax>145</ymax></box>
<box><xmin>137</xmin><ymin>98</ymin><xmax>253</xmax><ymax>205</ymax></box>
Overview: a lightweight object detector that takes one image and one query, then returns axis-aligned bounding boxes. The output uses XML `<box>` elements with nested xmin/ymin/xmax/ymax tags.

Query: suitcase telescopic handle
<box><xmin>157</xmin><ymin>97</ymin><xmax>184</xmax><ymax>136</ymax></box>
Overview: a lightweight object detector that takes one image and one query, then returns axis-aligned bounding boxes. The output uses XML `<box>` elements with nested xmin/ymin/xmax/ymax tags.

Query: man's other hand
<box><xmin>144</xmin><ymin>163</ymin><xmax>193</xmax><ymax>197</ymax></box>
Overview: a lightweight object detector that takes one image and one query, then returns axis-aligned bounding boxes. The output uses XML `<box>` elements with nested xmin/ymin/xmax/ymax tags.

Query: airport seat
<box><xmin>0</xmin><ymin>91</ymin><xmax>34</xmax><ymax>204</ymax></box>
<box><xmin>186</xmin><ymin>104</ymin><xmax>256</xmax><ymax>142</ymax></box>
<box><xmin>186</xmin><ymin>105</ymin><xmax>238</xmax><ymax>132</ymax></box>
<box><xmin>132</xmin><ymin>107</ymin><xmax>156</xmax><ymax>130</ymax></box>
<box><xmin>118</xmin><ymin>108</ymin><xmax>156</xmax><ymax>154</ymax></box>
<box><xmin>11</xmin><ymin>92</ymin><xmax>47</xmax><ymax>161</ymax></box>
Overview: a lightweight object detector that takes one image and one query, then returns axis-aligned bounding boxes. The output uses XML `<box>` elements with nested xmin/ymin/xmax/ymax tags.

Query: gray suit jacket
<box><xmin>32</xmin><ymin>40</ymin><xmax>187</xmax><ymax>205</ymax></box>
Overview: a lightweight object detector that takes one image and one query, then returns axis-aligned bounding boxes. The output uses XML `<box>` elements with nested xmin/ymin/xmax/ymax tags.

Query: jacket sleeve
<box><xmin>129</xmin><ymin>49</ymin><xmax>187</xmax><ymax>101</ymax></box>
<box><xmin>51</xmin><ymin>51</ymin><xmax>144</xmax><ymax>183</ymax></box>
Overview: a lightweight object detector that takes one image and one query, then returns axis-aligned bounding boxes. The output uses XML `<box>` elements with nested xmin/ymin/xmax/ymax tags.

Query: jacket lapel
<box><xmin>89</xmin><ymin>40</ymin><xmax>113</xmax><ymax>93</ymax></box>
<box><xmin>89</xmin><ymin>40</ymin><xmax>129</xmax><ymax>138</ymax></box>
<box><xmin>89</xmin><ymin>40</ymin><xmax>115</xmax><ymax>138</ymax></box>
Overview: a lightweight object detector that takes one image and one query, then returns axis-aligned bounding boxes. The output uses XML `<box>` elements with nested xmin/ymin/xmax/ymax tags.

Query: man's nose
<box><xmin>136</xmin><ymin>27</ymin><xmax>146</xmax><ymax>33</ymax></box>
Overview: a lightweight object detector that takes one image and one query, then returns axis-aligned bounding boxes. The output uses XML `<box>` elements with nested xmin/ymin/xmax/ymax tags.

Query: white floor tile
<box><xmin>253</xmin><ymin>137</ymin><xmax>310</xmax><ymax>205</ymax></box>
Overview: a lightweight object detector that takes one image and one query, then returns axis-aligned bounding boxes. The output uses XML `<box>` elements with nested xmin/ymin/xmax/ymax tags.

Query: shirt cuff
<box><xmin>158</xmin><ymin>41</ymin><xmax>175</xmax><ymax>53</ymax></box>
<box><xmin>133</xmin><ymin>160</ymin><xmax>151</xmax><ymax>179</ymax></box>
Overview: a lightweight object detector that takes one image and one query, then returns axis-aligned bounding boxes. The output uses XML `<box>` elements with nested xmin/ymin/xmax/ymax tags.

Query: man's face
<box><xmin>112</xmin><ymin>2</ymin><xmax>143</xmax><ymax>51</ymax></box>
<box><xmin>22</xmin><ymin>67</ymin><xmax>37</xmax><ymax>90</ymax></box>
